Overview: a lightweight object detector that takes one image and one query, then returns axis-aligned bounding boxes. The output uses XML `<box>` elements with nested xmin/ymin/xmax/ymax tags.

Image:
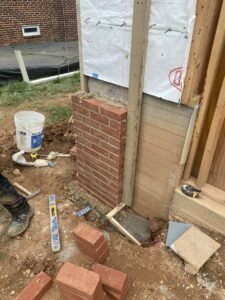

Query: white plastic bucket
<box><xmin>14</xmin><ymin>111</ymin><xmax>45</xmax><ymax>153</ymax></box>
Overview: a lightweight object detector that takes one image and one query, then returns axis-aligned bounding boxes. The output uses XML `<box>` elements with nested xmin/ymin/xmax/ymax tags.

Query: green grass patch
<box><xmin>46</xmin><ymin>105</ymin><xmax>72</xmax><ymax>124</ymax></box>
<box><xmin>0</xmin><ymin>73</ymin><xmax>80</xmax><ymax>106</ymax></box>
<box><xmin>0</xmin><ymin>252</ymin><xmax>6</xmax><ymax>261</ymax></box>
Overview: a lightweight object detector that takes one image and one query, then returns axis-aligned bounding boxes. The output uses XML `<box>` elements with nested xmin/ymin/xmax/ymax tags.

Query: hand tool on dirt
<box><xmin>14</xmin><ymin>182</ymin><xmax>41</xmax><ymax>200</ymax></box>
<box><xmin>49</xmin><ymin>195</ymin><xmax>61</xmax><ymax>252</ymax></box>
<box><xmin>32</xmin><ymin>152</ymin><xmax>71</xmax><ymax>160</ymax></box>
<box><xmin>13</xmin><ymin>150</ymin><xmax>51</xmax><ymax>167</ymax></box>
<box><xmin>75</xmin><ymin>205</ymin><xmax>92</xmax><ymax>218</ymax></box>
<box><xmin>181</xmin><ymin>184</ymin><xmax>201</xmax><ymax>198</ymax></box>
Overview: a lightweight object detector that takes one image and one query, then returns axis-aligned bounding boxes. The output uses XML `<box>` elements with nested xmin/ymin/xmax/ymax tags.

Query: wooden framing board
<box><xmin>196</xmin><ymin>77</ymin><xmax>225</xmax><ymax>187</ymax></box>
<box><xmin>122</xmin><ymin>0</ymin><xmax>151</xmax><ymax>206</ymax></box>
<box><xmin>183</xmin><ymin>0</ymin><xmax>225</xmax><ymax>180</ymax></box>
<box><xmin>76</xmin><ymin>0</ymin><xmax>88</xmax><ymax>92</ymax></box>
<box><xmin>182</xmin><ymin>0</ymin><xmax>222</xmax><ymax>106</ymax></box>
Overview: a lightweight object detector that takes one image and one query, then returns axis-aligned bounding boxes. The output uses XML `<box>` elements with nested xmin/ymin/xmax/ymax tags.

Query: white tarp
<box><xmin>80</xmin><ymin>0</ymin><xmax>197</xmax><ymax>103</ymax></box>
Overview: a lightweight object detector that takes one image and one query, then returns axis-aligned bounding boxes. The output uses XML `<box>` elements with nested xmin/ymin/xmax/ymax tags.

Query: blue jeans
<box><xmin>0</xmin><ymin>174</ymin><xmax>27</xmax><ymax>213</ymax></box>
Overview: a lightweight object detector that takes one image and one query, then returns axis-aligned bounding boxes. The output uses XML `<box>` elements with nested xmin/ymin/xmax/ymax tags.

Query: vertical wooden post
<box><xmin>76</xmin><ymin>0</ymin><xmax>89</xmax><ymax>92</ymax></box>
<box><xmin>122</xmin><ymin>1</ymin><xmax>151</xmax><ymax>206</ymax></box>
<box><xmin>196</xmin><ymin>76</ymin><xmax>225</xmax><ymax>187</ymax></box>
<box><xmin>183</xmin><ymin>0</ymin><xmax>225</xmax><ymax>180</ymax></box>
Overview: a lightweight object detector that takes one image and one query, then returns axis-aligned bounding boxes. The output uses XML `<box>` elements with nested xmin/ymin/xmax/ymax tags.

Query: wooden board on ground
<box><xmin>171</xmin><ymin>227</ymin><xmax>221</xmax><ymax>274</ymax></box>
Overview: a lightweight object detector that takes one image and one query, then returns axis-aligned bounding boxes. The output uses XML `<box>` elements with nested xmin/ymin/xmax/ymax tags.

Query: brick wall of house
<box><xmin>0</xmin><ymin>0</ymin><xmax>77</xmax><ymax>46</ymax></box>
<box><xmin>72</xmin><ymin>95</ymin><xmax>127</xmax><ymax>208</ymax></box>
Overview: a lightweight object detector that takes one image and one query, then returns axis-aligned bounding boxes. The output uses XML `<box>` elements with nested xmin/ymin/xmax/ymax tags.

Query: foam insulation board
<box><xmin>80</xmin><ymin>0</ymin><xmax>197</xmax><ymax>103</ymax></box>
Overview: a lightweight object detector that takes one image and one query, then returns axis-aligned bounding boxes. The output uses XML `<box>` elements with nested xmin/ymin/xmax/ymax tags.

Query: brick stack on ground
<box><xmin>72</xmin><ymin>95</ymin><xmax>127</xmax><ymax>207</ymax></box>
<box><xmin>74</xmin><ymin>222</ymin><xmax>109</xmax><ymax>263</ymax></box>
<box><xmin>56</xmin><ymin>262</ymin><xmax>106</xmax><ymax>300</ymax></box>
<box><xmin>16</xmin><ymin>271</ymin><xmax>52</xmax><ymax>300</ymax></box>
<box><xmin>93</xmin><ymin>264</ymin><xmax>129</xmax><ymax>300</ymax></box>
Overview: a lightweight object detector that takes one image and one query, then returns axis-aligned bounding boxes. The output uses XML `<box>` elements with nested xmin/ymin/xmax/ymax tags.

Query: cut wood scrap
<box><xmin>106</xmin><ymin>202</ymin><xmax>125</xmax><ymax>220</ymax></box>
<box><xmin>106</xmin><ymin>203</ymin><xmax>141</xmax><ymax>246</ymax></box>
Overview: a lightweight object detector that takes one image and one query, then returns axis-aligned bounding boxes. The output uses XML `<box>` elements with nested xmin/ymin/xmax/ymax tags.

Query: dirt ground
<box><xmin>1</xmin><ymin>96</ymin><xmax>225</xmax><ymax>300</ymax></box>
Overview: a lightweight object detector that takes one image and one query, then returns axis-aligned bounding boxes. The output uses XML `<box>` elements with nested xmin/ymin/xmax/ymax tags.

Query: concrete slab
<box><xmin>171</xmin><ymin>227</ymin><xmax>221</xmax><ymax>273</ymax></box>
<box><xmin>117</xmin><ymin>210</ymin><xmax>151</xmax><ymax>244</ymax></box>
<box><xmin>0</xmin><ymin>41</ymin><xmax>79</xmax><ymax>69</ymax></box>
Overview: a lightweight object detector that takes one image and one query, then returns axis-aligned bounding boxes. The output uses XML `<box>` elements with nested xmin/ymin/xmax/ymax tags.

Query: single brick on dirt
<box><xmin>92</xmin><ymin>264</ymin><xmax>129</xmax><ymax>300</ymax></box>
<box><xmin>56</xmin><ymin>262</ymin><xmax>106</xmax><ymax>300</ymax></box>
<box><xmin>74</xmin><ymin>222</ymin><xmax>109</xmax><ymax>263</ymax></box>
<box><xmin>72</xmin><ymin>95</ymin><xmax>127</xmax><ymax>207</ymax></box>
<box><xmin>16</xmin><ymin>271</ymin><xmax>52</xmax><ymax>300</ymax></box>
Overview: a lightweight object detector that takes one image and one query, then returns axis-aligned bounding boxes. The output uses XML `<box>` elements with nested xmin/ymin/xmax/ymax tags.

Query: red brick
<box><xmin>83</xmin><ymin>98</ymin><xmax>104</xmax><ymax>113</ymax></box>
<box><xmin>92</xmin><ymin>144</ymin><xmax>109</xmax><ymax>158</ymax></box>
<box><xmin>82</xmin><ymin>115</ymin><xmax>100</xmax><ymax>130</ymax></box>
<box><xmin>101</xmin><ymin>105</ymin><xmax>127</xmax><ymax>122</ymax></box>
<box><xmin>74</xmin><ymin>223</ymin><xmax>109</xmax><ymax>263</ymax></box>
<box><xmin>83</xmin><ymin>132</ymin><xmax>100</xmax><ymax>145</ymax></box>
<box><xmin>57</xmin><ymin>286</ymin><xmax>107</xmax><ymax>300</ymax></box>
<box><xmin>100</xmin><ymin>141</ymin><xmax>121</xmax><ymax>155</ymax></box>
<box><xmin>76</xmin><ymin>240</ymin><xmax>109</xmax><ymax>263</ymax></box>
<box><xmin>110</xmin><ymin>119</ymin><xmax>121</xmax><ymax>130</ymax></box>
<box><xmin>74</xmin><ymin>120</ymin><xmax>90</xmax><ymax>133</ymax></box>
<box><xmin>101</xmin><ymin>125</ymin><xmax>121</xmax><ymax>139</ymax></box>
<box><xmin>16</xmin><ymin>272</ymin><xmax>52</xmax><ymax>300</ymax></box>
<box><xmin>73</xmin><ymin>112</ymin><xmax>82</xmax><ymax>121</ymax></box>
<box><xmin>74</xmin><ymin>223</ymin><xmax>104</xmax><ymax>248</ymax></box>
<box><xmin>91</xmin><ymin>128</ymin><xmax>109</xmax><ymax>142</ymax></box>
<box><xmin>56</xmin><ymin>263</ymin><xmax>105</xmax><ymax>300</ymax></box>
<box><xmin>92</xmin><ymin>264</ymin><xmax>128</xmax><ymax>300</ymax></box>
<box><xmin>91</xmin><ymin>112</ymin><xmax>109</xmax><ymax>125</ymax></box>
<box><xmin>72</xmin><ymin>95</ymin><xmax>127</xmax><ymax>209</ymax></box>
<box><xmin>73</xmin><ymin>104</ymin><xmax>90</xmax><ymax>117</ymax></box>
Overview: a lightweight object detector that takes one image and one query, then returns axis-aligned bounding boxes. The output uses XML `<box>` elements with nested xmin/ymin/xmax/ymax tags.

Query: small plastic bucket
<box><xmin>14</xmin><ymin>111</ymin><xmax>45</xmax><ymax>153</ymax></box>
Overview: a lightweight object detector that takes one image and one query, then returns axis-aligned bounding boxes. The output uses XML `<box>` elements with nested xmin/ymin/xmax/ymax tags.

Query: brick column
<box><xmin>72</xmin><ymin>96</ymin><xmax>127</xmax><ymax>207</ymax></box>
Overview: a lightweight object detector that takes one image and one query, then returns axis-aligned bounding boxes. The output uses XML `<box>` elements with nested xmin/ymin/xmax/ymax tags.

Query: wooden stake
<box><xmin>183</xmin><ymin>0</ymin><xmax>225</xmax><ymax>180</ymax></box>
<box><xmin>76</xmin><ymin>0</ymin><xmax>88</xmax><ymax>92</ymax></box>
<box><xmin>122</xmin><ymin>0</ymin><xmax>151</xmax><ymax>206</ymax></box>
<box><xmin>196</xmin><ymin>76</ymin><xmax>225</xmax><ymax>187</ymax></box>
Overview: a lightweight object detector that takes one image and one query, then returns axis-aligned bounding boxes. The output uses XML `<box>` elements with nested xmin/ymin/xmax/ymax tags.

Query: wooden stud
<box><xmin>122</xmin><ymin>0</ymin><xmax>151</xmax><ymax>206</ymax></box>
<box><xmin>196</xmin><ymin>76</ymin><xmax>225</xmax><ymax>187</ymax></box>
<box><xmin>182</xmin><ymin>0</ymin><xmax>222</xmax><ymax>106</ymax></box>
<box><xmin>183</xmin><ymin>0</ymin><xmax>225</xmax><ymax>180</ymax></box>
<box><xmin>76</xmin><ymin>0</ymin><xmax>88</xmax><ymax>92</ymax></box>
